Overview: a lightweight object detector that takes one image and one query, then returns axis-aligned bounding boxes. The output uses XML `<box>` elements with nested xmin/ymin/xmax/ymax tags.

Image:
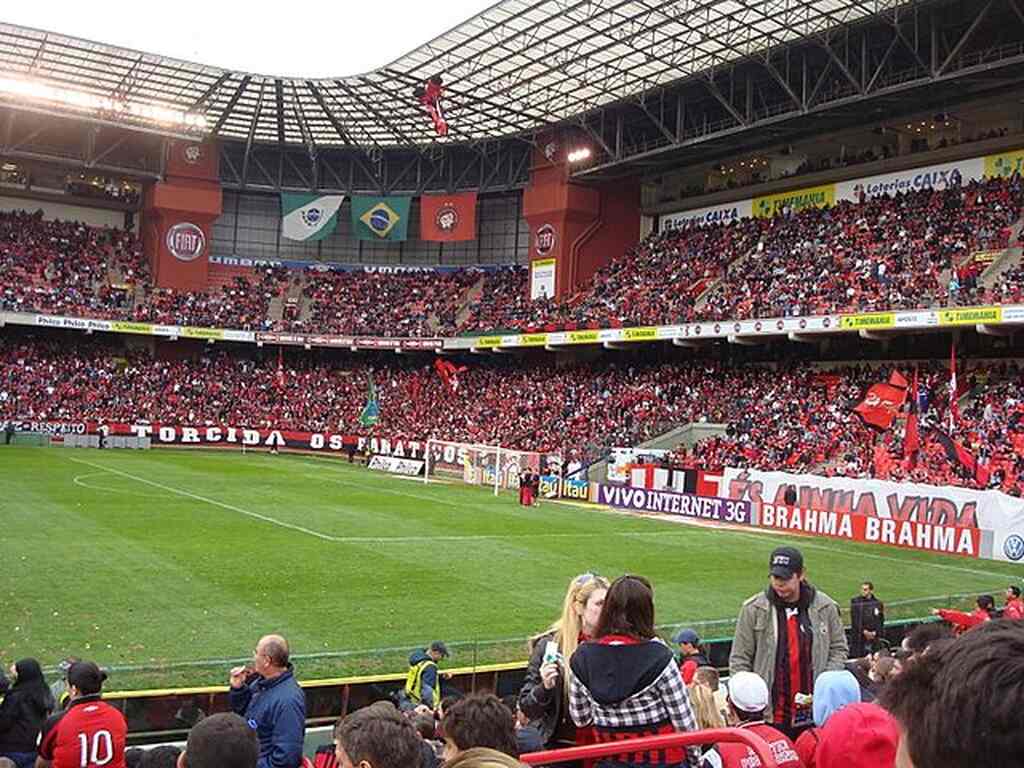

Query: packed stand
<box><xmin>0</xmin><ymin>210</ymin><xmax>143</xmax><ymax>319</ymax></box>
<box><xmin>457</xmin><ymin>267</ymin><xmax>530</xmax><ymax>334</ymax></box>
<box><xmin>133</xmin><ymin>267</ymin><xmax>289</xmax><ymax>331</ymax></box>
<box><xmin>700</xmin><ymin>177</ymin><xmax>1024</xmax><ymax>320</ymax></box>
<box><xmin>296</xmin><ymin>268</ymin><xmax>478</xmax><ymax>337</ymax></box>
<box><xmin>3</xmin><ymin>334</ymin><xmax>1021</xmax><ymax>494</ymax></box>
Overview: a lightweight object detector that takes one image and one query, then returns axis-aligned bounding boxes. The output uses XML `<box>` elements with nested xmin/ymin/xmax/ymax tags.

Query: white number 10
<box><xmin>77</xmin><ymin>730</ymin><xmax>114</xmax><ymax>767</ymax></box>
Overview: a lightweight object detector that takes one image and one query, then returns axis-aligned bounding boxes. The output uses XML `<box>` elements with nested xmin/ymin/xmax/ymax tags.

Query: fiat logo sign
<box><xmin>535</xmin><ymin>224</ymin><xmax>556</xmax><ymax>257</ymax></box>
<box><xmin>166</xmin><ymin>222</ymin><xmax>206</xmax><ymax>262</ymax></box>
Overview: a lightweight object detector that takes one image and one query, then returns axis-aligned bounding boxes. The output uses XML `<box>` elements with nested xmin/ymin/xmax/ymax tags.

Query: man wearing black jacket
<box><xmin>850</xmin><ymin>582</ymin><xmax>885</xmax><ymax>658</ymax></box>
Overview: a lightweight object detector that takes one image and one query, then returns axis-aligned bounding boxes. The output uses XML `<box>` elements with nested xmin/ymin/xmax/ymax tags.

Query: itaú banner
<box><xmin>721</xmin><ymin>468</ymin><xmax>1023</xmax><ymax>562</ymax></box>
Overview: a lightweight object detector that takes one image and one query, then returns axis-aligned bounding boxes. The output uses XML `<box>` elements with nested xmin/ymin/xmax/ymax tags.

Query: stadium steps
<box><xmin>267</xmin><ymin>295</ymin><xmax>285</xmax><ymax>323</ymax></box>
<box><xmin>455</xmin><ymin>275</ymin><xmax>485</xmax><ymax>327</ymax></box>
<box><xmin>584</xmin><ymin>422</ymin><xmax>727</xmax><ymax>482</ymax></box>
<box><xmin>979</xmin><ymin>216</ymin><xmax>1024</xmax><ymax>288</ymax></box>
<box><xmin>692</xmin><ymin>246</ymin><xmax>756</xmax><ymax>312</ymax></box>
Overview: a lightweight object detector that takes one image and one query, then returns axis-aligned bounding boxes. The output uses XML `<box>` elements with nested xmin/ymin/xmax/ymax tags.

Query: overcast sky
<box><xmin>3</xmin><ymin>1</ymin><xmax>497</xmax><ymax>77</ymax></box>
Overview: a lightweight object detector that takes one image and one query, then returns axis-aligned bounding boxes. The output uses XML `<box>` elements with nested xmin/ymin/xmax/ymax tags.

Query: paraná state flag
<box><xmin>352</xmin><ymin>196</ymin><xmax>412</xmax><ymax>241</ymax></box>
<box><xmin>280</xmin><ymin>193</ymin><xmax>345</xmax><ymax>241</ymax></box>
<box><xmin>359</xmin><ymin>377</ymin><xmax>380</xmax><ymax>427</ymax></box>
<box><xmin>420</xmin><ymin>192</ymin><xmax>478</xmax><ymax>241</ymax></box>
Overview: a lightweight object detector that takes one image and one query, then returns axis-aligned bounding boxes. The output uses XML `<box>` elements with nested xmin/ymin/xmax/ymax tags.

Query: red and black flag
<box><xmin>904</xmin><ymin>366</ymin><xmax>921</xmax><ymax>462</ymax></box>
<box><xmin>948</xmin><ymin>341</ymin><xmax>960</xmax><ymax>430</ymax></box>
<box><xmin>933</xmin><ymin>428</ymin><xmax>990</xmax><ymax>486</ymax></box>
<box><xmin>413</xmin><ymin>75</ymin><xmax>447</xmax><ymax>137</ymax></box>
<box><xmin>275</xmin><ymin>346</ymin><xmax>285</xmax><ymax>391</ymax></box>
<box><xmin>854</xmin><ymin>371</ymin><xmax>908</xmax><ymax>430</ymax></box>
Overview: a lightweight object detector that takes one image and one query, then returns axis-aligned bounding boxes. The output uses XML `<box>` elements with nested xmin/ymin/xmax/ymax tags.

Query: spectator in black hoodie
<box><xmin>0</xmin><ymin>659</ymin><xmax>55</xmax><ymax>768</ymax></box>
<box><xmin>569</xmin><ymin>575</ymin><xmax>700</xmax><ymax>767</ymax></box>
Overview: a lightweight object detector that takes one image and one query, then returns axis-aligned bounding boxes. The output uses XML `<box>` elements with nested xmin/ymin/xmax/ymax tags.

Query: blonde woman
<box><xmin>687</xmin><ymin>682</ymin><xmax>726</xmax><ymax>731</ymax></box>
<box><xmin>517</xmin><ymin>573</ymin><xmax>609</xmax><ymax>747</ymax></box>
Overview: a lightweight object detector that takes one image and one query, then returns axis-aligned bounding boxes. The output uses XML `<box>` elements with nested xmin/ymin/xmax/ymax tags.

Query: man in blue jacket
<box><xmin>229</xmin><ymin>634</ymin><xmax>305</xmax><ymax>768</ymax></box>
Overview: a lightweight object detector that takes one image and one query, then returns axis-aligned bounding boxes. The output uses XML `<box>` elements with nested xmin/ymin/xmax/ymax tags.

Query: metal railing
<box><xmin>521</xmin><ymin>728</ymin><xmax>777</xmax><ymax>767</ymax></box>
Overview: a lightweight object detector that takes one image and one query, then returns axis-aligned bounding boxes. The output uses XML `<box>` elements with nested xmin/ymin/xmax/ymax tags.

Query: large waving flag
<box><xmin>280</xmin><ymin>194</ymin><xmax>345</xmax><ymax>241</ymax></box>
<box><xmin>420</xmin><ymin>192</ymin><xmax>478</xmax><ymax>241</ymax></box>
<box><xmin>352</xmin><ymin>196</ymin><xmax>412</xmax><ymax>241</ymax></box>
<box><xmin>358</xmin><ymin>377</ymin><xmax>380</xmax><ymax>427</ymax></box>
<box><xmin>853</xmin><ymin>371</ymin><xmax>908</xmax><ymax>430</ymax></box>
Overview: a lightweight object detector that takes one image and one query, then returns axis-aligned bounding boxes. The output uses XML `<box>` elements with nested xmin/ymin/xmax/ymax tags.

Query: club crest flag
<box><xmin>352</xmin><ymin>196</ymin><xmax>412</xmax><ymax>241</ymax></box>
<box><xmin>420</xmin><ymin>192</ymin><xmax>478</xmax><ymax>241</ymax></box>
<box><xmin>280</xmin><ymin>194</ymin><xmax>345</xmax><ymax>241</ymax></box>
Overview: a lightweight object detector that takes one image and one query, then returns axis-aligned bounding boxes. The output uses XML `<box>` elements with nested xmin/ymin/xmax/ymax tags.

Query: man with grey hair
<box><xmin>228</xmin><ymin>635</ymin><xmax>305</xmax><ymax>768</ymax></box>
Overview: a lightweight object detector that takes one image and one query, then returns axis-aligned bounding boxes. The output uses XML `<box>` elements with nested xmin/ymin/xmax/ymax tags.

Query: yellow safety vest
<box><xmin>405</xmin><ymin>659</ymin><xmax>439</xmax><ymax>707</ymax></box>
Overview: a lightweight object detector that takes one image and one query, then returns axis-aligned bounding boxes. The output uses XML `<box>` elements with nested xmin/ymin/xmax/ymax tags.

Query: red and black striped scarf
<box><xmin>770</xmin><ymin>583</ymin><xmax>815</xmax><ymax>728</ymax></box>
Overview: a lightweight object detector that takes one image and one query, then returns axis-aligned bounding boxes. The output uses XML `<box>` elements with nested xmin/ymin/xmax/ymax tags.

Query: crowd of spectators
<box><xmin>0</xmin><ymin>210</ymin><xmax>144</xmax><ymax>319</ymax></box>
<box><xmin>3</xmin><ymin>561</ymin><xmax>1021</xmax><ymax>768</ymax></box>
<box><xmin>3</xmin><ymin>333</ymin><xmax>1022</xmax><ymax>493</ymax></box>
<box><xmin>2</xmin><ymin>175</ymin><xmax>1023</xmax><ymax>336</ymax></box>
<box><xmin>296</xmin><ymin>269</ymin><xmax>478</xmax><ymax>338</ymax></box>
<box><xmin>133</xmin><ymin>267</ymin><xmax>289</xmax><ymax>331</ymax></box>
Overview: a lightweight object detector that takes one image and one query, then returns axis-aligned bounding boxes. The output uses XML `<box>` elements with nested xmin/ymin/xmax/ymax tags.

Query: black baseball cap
<box><xmin>67</xmin><ymin>661</ymin><xmax>107</xmax><ymax>695</ymax></box>
<box><xmin>769</xmin><ymin>546</ymin><xmax>804</xmax><ymax>579</ymax></box>
<box><xmin>429</xmin><ymin>641</ymin><xmax>450</xmax><ymax>658</ymax></box>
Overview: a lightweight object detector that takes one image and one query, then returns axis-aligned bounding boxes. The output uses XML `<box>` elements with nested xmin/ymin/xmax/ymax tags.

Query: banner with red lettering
<box><xmin>721</xmin><ymin>467</ymin><xmax>1024</xmax><ymax>563</ymax></box>
<box><xmin>419</xmin><ymin>192</ymin><xmax>477</xmax><ymax>242</ymax></box>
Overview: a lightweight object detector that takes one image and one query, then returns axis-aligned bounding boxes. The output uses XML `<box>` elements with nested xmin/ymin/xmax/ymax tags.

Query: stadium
<box><xmin>2</xmin><ymin>0</ymin><xmax>1024</xmax><ymax>766</ymax></box>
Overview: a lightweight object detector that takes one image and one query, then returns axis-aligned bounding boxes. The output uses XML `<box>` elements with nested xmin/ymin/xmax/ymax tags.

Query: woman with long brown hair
<box><xmin>568</xmin><ymin>575</ymin><xmax>700</xmax><ymax>767</ymax></box>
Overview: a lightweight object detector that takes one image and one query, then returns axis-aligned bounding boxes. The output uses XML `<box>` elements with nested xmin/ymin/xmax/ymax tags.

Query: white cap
<box><xmin>727</xmin><ymin>671</ymin><xmax>769</xmax><ymax>713</ymax></box>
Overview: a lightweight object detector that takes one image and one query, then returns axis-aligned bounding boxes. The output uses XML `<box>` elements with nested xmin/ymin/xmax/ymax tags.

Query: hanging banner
<box><xmin>530</xmin><ymin>258</ymin><xmax>556</xmax><ymax>300</ymax></box>
<box><xmin>351</xmin><ymin>196</ymin><xmax>412</xmax><ymax>241</ymax></box>
<box><xmin>419</xmin><ymin>192</ymin><xmax>478</xmax><ymax>241</ymax></box>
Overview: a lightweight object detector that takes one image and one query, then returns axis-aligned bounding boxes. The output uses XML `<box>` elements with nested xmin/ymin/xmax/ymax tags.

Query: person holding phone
<box><xmin>518</xmin><ymin>573</ymin><xmax>609</xmax><ymax>748</ymax></box>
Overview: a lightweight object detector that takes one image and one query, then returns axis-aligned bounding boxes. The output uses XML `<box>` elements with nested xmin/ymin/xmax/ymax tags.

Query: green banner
<box><xmin>351</xmin><ymin>196</ymin><xmax>411</xmax><ymax>241</ymax></box>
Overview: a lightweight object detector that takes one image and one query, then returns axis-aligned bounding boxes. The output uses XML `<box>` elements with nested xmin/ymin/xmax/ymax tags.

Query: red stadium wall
<box><xmin>522</xmin><ymin>135</ymin><xmax>639</xmax><ymax>298</ymax></box>
<box><xmin>572</xmin><ymin>179</ymin><xmax>641</xmax><ymax>289</ymax></box>
<box><xmin>142</xmin><ymin>140</ymin><xmax>222</xmax><ymax>292</ymax></box>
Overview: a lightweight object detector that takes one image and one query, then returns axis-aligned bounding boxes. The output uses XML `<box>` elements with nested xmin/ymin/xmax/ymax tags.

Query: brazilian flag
<box><xmin>359</xmin><ymin>377</ymin><xmax>380</xmax><ymax>427</ymax></box>
<box><xmin>351</xmin><ymin>196</ymin><xmax>412</xmax><ymax>241</ymax></box>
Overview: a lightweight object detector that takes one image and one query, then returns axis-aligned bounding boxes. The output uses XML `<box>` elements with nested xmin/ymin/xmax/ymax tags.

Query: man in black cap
<box><xmin>402</xmin><ymin>642</ymin><xmax>449</xmax><ymax>712</ymax></box>
<box><xmin>729</xmin><ymin>546</ymin><xmax>847</xmax><ymax>739</ymax></box>
<box><xmin>37</xmin><ymin>662</ymin><xmax>127</xmax><ymax>768</ymax></box>
<box><xmin>672</xmin><ymin>628</ymin><xmax>708</xmax><ymax>684</ymax></box>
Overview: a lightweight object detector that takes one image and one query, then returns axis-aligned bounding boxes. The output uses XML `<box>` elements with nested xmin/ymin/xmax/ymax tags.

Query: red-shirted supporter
<box><xmin>699</xmin><ymin>671</ymin><xmax>802</xmax><ymax>768</ymax></box>
<box><xmin>37</xmin><ymin>662</ymin><xmax>126</xmax><ymax>768</ymax></box>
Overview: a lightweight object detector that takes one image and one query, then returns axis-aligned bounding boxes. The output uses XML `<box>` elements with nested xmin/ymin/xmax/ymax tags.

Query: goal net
<box><xmin>423</xmin><ymin>439</ymin><xmax>561</xmax><ymax>496</ymax></box>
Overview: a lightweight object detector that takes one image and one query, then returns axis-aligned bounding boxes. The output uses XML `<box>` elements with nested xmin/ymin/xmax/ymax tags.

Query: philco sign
<box><xmin>165</xmin><ymin>222</ymin><xmax>206</xmax><ymax>262</ymax></box>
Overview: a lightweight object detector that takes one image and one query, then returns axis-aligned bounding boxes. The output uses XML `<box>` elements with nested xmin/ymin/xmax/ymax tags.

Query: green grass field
<box><xmin>1</xmin><ymin>445</ymin><xmax>1019</xmax><ymax>690</ymax></box>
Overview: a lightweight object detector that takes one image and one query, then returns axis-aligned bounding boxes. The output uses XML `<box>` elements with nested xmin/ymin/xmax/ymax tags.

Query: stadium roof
<box><xmin>0</xmin><ymin>0</ymin><xmax>906</xmax><ymax>148</ymax></box>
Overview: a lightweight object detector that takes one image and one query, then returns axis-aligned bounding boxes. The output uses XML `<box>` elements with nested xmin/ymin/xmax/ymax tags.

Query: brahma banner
<box><xmin>721</xmin><ymin>467</ymin><xmax>1024</xmax><ymax>562</ymax></box>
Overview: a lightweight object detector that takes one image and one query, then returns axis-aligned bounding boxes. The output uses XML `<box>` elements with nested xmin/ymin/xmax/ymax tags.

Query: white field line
<box><xmin>67</xmin><ymin>457</ymin><xmax>340</xmax><ymax>542</ymax></box>
<box><xmin>73</xmin><ymin>472</ymin><xmax>161</xmax><ymax>497</ymax></box>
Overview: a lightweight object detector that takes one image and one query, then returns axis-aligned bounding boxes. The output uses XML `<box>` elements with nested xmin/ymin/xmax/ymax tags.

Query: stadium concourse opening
<box><xmin>4</xmin><ymin>0</ymin><xmax>1024</xmax><ymax>765</ymax></box>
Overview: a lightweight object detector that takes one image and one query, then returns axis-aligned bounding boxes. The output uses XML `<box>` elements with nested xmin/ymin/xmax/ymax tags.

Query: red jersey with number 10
<box><xmin>39</xmin><ymin>695</ymin><xmax>127</xmax><ymax>768</ymax></box>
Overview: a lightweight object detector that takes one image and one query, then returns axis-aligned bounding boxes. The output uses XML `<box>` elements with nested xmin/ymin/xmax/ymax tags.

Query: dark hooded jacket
<box><xmin>0</xmin><ymin>659</ymin><xmax>55</xmax><ymax>753</ymax></box>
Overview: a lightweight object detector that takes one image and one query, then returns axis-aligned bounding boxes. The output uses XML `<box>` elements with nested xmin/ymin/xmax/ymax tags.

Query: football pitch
<box><xmin>2</xmin><ymin>445</ymin><xmax>1019</xmax><ymax>690</ymax></box>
